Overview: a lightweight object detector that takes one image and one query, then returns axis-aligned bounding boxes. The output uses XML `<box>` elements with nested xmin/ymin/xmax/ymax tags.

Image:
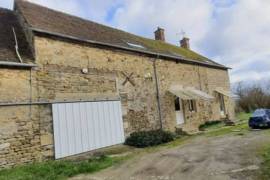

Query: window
<box><xmin>175</xmin><ymin>97</ymin><xmax>180</xmax><ymax>111</ymax></box>
<box><xmin>219</xmin><ymin>94</ymin><xmax>225</xmax><ymax>115</ymax></box>
<box><xmin>126</xmin><ymin>42</ymin><xmax>145</xmax><ymax>49</ymax></box>
<box><xmin>188</xmin><ymin>100</ymin><xmax>196</xmax><ymax>112</ymax></box>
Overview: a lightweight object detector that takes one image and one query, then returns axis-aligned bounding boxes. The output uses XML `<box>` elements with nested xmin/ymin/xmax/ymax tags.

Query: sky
<box><xmin>1</xmin><ymin>0</ymin><xmax>270</xmax><ymax>84</ymax></box>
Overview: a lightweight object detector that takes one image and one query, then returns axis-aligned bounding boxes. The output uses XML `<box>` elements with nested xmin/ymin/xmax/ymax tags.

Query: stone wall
<box><xmin>155</xmin><ymin>60</ymin><xmax>234</xmax><ymax>132</ymax></box>
<box><xmin>0</xmin><ymin>69</ymin><xmax>38</xmax><ymax>168</ymax></box>
<box><xmin>157</xmin><ymin>61</ymin><xmax>229</xmax><ymax>131</ymax></box>
<box><xmin>0</xmin><ymin>105</ymin><xmax>38</xmax><ymax>168</ymax></box>
<box><xmin>33</xmin><ymin>36</ymin><xmax>234</xmax><ymax>136</ymax></box>
<box><xmin>0</xmin><ymin>69</ymin><xmax>31</xmax><ymax>102</ymax></box>
<box><xmin>206</xmin><ymin>68</ymin><xmax>235</xmax><ymax>120</ymax></box>
<box><xmin>34</xmin><ymin>37</ymin><xmax>161</xmax><ymax>135</ymax></box>
<box><xmin>0</xmin><ymin>36</ymin><xmax>234</xmax><ymax>168</ymax></box>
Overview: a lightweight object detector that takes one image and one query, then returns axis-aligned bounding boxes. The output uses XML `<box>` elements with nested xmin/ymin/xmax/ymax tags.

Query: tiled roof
<box><xmin>15</xmin><ymin>0</ymin><xmax>227</xmax><ymax>69</ymax></box>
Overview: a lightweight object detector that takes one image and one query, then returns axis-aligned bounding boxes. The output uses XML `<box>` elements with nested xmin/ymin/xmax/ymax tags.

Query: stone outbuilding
<box><xmin>0</xmin><ymin>0</ymin><xmax>235</xmax><ymax>168</ymax></box>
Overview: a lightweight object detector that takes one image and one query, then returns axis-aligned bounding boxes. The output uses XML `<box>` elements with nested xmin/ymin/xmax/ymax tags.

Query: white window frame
<box><xmin>219</xmin><ymin>93</ymin><xmax>226</xmax><ymax>116</ymax></box>
<box><xmin>187</xmin><ymin>100</ymin><xmax>196</xmax><ymax>112</ymax></box>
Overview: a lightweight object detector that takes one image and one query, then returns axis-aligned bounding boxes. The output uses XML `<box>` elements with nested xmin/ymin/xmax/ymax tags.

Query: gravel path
<box><xmin>71</xmin><ymin>130</ymin><xmax>270</xmax><ymax>180</ymax></box>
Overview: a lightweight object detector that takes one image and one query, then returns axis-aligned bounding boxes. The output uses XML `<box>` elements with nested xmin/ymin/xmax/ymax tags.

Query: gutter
<box><xmin>30</xmin><ymin>28</ymin><xmax>230</xmax><ymax>70</ymax></box>
<box><xmin>153</xmin><ymin>56</ymin><xmax>163</xmax><ymax>129</ymax></box>
<box><xmin>0</xmin><ymin>98</ymin><xmax>121</xmax><ymax>107</ymax></box>
<box><xmin>0</xmin><ymin>61</ymin><xmax>37</xmax><ymax>68</ymax></box>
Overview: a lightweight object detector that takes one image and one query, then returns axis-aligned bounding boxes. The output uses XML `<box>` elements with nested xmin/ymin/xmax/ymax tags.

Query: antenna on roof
<box><xmin>12</xmin><ymin>27</ymin><xmax>23</xmax><ymax>63</ymax></box>
<box><xmin>181</xmin><ymin>29</ymin><xmax>186</xmax><ymax>38</ymax></box>
<box><xmin>176</xmin><ymin>29</ymin><xmax>187</xmax><ymax>38</ymax></box>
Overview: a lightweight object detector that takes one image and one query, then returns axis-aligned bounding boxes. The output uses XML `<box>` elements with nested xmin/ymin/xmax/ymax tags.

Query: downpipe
<box><xmin>153</xmin><ymin>56</ymin><xmax>163</xmax><ymax>130</ymax></box>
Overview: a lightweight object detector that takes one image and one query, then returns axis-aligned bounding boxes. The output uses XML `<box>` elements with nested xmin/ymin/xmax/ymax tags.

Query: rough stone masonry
<box><xmin>0</xmin><ymin>36</ymin><xmax>234</xmax><ymax>168</ymax></box>
<box><xmin>0</xmin><ymin>0</ymin><xmax>235</xmax><ymax>169</ymax></box>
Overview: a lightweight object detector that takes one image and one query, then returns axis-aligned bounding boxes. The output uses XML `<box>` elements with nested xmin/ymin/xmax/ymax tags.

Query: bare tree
<box><xmin>233</xmin><ymin>81</ymin><xmax>270</xmax><ymax>113</ymax></box>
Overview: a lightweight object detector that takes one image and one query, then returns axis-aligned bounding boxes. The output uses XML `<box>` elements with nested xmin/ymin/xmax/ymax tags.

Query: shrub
<box><xmin>199</xmin><ymin>120</ymin><xmax>223</xmax><ymax>131</ymax></box>
<box><xmin>175</xmin><ymin>127</ymin><xmax>188</xmax><ymax>136</ymax></box>
<box><xmin>125</xmin><ymin>130</ymin><xmax>175</xmax><ymax>148</ymax></box>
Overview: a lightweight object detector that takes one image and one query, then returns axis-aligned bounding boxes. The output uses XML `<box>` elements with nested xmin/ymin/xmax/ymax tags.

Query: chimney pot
<box><xmin>180</xmin><ymin>37</ymin><xmax>190</xmax><ymax>49</ymax></box>
<box><xmin>154</xmin><ymin>27</ymin><xmax>165</xmax><ymax>41</ymax></box>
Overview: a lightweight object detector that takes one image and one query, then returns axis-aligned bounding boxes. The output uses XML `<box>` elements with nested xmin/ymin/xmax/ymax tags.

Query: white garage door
<box><xmin>52</xmin><ymin>101</ymin><xmax>125</xmax><ymax>159</ymax></box>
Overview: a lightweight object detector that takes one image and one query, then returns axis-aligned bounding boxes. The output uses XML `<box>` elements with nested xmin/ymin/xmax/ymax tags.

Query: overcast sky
<box><xmin>1</xmin><ymin>0</ymin><xmax>269</xmax><ymax>84</ymax></box>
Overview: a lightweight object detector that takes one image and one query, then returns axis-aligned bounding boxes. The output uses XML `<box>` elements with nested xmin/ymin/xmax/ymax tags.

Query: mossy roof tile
<box><xmin>15</xmin><ymin>0</ymin><xmax>227</xmax><ymax>69</ymax></box>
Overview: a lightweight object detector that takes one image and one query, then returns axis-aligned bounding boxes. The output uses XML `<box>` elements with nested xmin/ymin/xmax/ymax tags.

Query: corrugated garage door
<box><xmin>52</xmin><ymin>101</ymin><xmax>125</xmax><ymax>159</ymax></box>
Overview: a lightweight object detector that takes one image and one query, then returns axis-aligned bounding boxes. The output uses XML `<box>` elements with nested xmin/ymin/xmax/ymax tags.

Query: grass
<box><xmin>237</xmin><ymin>112</ymin><xmax>252</xmax><ymax>123</ymax></box>
<box><xmin>0</xmin><ymin>135</ymin><xmax>193</xmax><ymax>180</ymax></box>
<box><xmin>197</xmin><ymin>112</ymin><xmax>270</xmax><ymax>180</ymax></box>
<box><xmin>257</xmin><ymin>129</ymin><xmax>270</xmax><ymax>179</ymax></box>
<box><xmin>0</xmin><ymin>156</ymin><xmax>128</xmax><ymax>180</ymax></box>
<box><xmin>96</xmin><ymin>145</ymin><xmax>134</xmax><ymax>156</ymax></box>
<box><xmin>199</xmin><ymin>120</ymin><xmax>224</xmax><ymax>131</ymax></box>
<box><xmin>204</xmin><ymin>112</ymin><xmax>251</xmax><ymax>137</ymax></box>
<box><xmin>136</xmin><ymin>112</ymin><xmax>253</xmax><ymax>156</ymax></box>
<box><xmin>258</xmin><ymin>142</ymin><xmax>270</xmax><ymax>179</ymax></box>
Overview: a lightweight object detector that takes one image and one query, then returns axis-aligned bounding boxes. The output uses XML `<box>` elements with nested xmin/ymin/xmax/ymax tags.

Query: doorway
<box><xmin>218</xmin><ymin>93</ymin><xmax>226</xmax><ymax>116</ymax></box>
<box><xmin>175</xmin><ymin>97</ymin><xmax>185</xmax><ymax>125</ymax></box>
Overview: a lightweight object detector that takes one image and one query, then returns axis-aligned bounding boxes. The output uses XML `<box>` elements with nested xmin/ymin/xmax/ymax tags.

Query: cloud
<box><xmin>109</xmin><ymin>0</ymin><xmax>270</xmax><ymax>84</ymax></box>
<box><xmin>27</xmin><ymin>0</ymin><xmax>85</xmax><ymax>17</ymax></box>
<box><xmin>1</xmin><ymin>0</ymin><xmax>120</xmax><ymax>24</ymax></box>
<box><xmin>26</xmin><ymin>0</ymin><xmax>122</xmax><ymax>24</ymax></box>
<box><xmin>80</xmin><ymin>0</ymin><xmax>122</xmax><ymax>24</ymax></box>
<box><xmin>197</xmin><ymin>0</ymin><xmax>270</xmax><ymax>83</ymax></box>
<box><xmin>111</xmin><ymin>0</ymin><xmax>213</xmax><ymax>48</ymax></box>
<box><xmin>0</xmin><ymin>0</ymin><xmax>13</xmax><ymax>9</ymax></box>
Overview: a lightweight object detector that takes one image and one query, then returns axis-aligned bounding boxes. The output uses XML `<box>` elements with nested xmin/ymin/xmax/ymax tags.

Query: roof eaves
<box><xmin>30</xmin><ymin>27</ymin><xmax>230</xmax><ymax>70</ymax></box>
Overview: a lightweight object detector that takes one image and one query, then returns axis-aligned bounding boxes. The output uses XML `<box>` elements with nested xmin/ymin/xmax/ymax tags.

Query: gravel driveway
<box><xmin>71</xmin><ymin>130</ymin><xmax>270</xmax><ymax>180</ymax></box>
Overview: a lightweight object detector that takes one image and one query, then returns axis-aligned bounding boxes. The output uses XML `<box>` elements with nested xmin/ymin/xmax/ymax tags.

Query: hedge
<box><xmin>125</xmin><ymin>130</ymin><xmax>175</xmax><ymax>148</ymax></box>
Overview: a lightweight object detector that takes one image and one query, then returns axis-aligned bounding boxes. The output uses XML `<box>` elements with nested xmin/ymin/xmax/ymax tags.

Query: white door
<box><xmin>52</xmin><ymin>101</ymin><xmax>125</xmax><ymax>159</ymax></box>
<box><xmin>219</xmin><ymin>94</ymin><xmax>226</xmax><ymax>116</ymax></box>
<box><xmin>175</xmin><ymin>97</ymin><xmax>184</xmax><ymax>125</ymax></box>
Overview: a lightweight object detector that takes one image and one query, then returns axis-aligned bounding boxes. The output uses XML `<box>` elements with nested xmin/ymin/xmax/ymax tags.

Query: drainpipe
<box><xmin>153</xmin><ymin>55</ymin><xmax>163</xmax><ymax>129</ymax></box>
<box><xmin>12</xmin><ymin>27</ymin><xmax>23</xmax><ymax>63</ymax></box>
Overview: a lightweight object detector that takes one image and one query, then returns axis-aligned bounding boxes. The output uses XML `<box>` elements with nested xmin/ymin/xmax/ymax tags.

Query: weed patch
<box><xmin>0</xmin><ymin>156</ymin><xmax>127</xmax><ymax>180</ymax></box>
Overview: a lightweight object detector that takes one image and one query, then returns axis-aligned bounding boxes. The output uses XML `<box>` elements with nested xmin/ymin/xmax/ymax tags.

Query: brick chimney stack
<box><xmin>154</xmin><ymin>27</ymin><xmax>165</xmax><ymax>41</ymax></box>
<box><xmin>180</xmin><ymin>37</ymin><xmax>190</xmax><ymax>49</ymax></box>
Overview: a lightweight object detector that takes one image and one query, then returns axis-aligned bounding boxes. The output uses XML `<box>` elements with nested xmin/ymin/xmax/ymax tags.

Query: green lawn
<box><xmin>0</xmin><ymin>156</ymin><xmax>128</xmax><ymax>180</ymax></box>
<box><xmin>260</xmin><ymin>144</ymin><xmax>270</xmax><ymax>180</ymax></box>
<box><xmin>203</xmin><ymin>112</ymin><xmax>251</xmax><ymax>137</ymax></box>
<box><xmin>260</xmin><ymin>145</ymin><xmax>270</xmax><ymax>180</ymax></box>
<box><xmin>258</xmin><ymin>130</ymin><xmax>270</xmax><ymax>179</ymax></box>
<box><xmin>199</xmin><ymin>120</ymin><xmax>225</xmax><ymax>131</ymax></box>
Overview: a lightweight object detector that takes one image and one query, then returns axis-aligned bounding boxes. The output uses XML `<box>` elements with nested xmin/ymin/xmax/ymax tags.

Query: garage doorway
<box><xmin>52</xmin><ymin>100</ymin><xmax>125</xmax><ymax>159</ymax></box>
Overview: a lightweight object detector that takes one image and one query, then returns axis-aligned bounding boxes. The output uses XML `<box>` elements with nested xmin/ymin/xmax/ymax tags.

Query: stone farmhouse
<box><xmin>0</xmin><ymin>0</ymin><xmax>235</xmax><ymax>168</ymax></box>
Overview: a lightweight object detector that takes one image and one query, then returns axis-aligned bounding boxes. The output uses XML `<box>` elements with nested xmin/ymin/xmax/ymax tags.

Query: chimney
<box><xmin>154</xmin><ymin>27</ymin><xmax>165</xmax><ymax>41</ymax></box>
<box><xmin>180</xmin><ymin>37</ymin><xmax>190</xmax><ymax>49</ymax></box>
